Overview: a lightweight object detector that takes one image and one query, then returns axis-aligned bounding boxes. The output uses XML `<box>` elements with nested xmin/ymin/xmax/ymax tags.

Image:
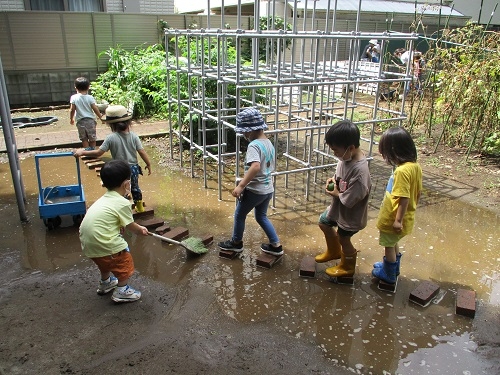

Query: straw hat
<box><xmin>103</xmin><ymin>105</ymin><xmax>132</xmax><ymax>123</ymax></box>
<box><xmin>235</xmin><ymin>108</ymin><xmax>268</xmax><ymax>133</ymax></box>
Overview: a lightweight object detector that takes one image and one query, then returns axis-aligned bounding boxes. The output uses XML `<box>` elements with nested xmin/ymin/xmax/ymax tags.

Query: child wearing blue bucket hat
<box><xmin>218</xmin><ymin>108</ymin><xmax>283</xmax><ymax>256</ymax></box>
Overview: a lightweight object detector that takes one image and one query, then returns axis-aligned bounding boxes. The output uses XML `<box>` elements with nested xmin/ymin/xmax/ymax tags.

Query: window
<box><xmin>27</xmin><ymin>0</ymin><xmax>103</xmax><ymax>12</ymax></box>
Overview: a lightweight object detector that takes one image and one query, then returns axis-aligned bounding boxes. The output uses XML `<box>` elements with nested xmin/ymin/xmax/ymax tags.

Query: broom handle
<box><xmin>147</xmin><ymin>231</ymin><xmax>190</xmax><ymax>251</ymax></box>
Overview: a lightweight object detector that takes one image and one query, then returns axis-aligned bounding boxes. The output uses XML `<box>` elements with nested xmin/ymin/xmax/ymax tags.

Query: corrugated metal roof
<box><xmin>185</xmin><ymin>0</ymin><xmax>465</xmax><ymax>17</ymax></box>
<box><xmin>295</xmin><ymin>0</ymin><xmax>465</xmax><ymax>17</ymax></box>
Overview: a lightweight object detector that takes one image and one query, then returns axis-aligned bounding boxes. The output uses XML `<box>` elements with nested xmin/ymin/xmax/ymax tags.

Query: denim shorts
<box><xmin>318</xmin><ymin>208</ymin><xmax>358</xmax><ymax>238</ymax></box>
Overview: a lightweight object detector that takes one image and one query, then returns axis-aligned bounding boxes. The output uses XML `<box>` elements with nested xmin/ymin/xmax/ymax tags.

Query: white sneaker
<box><xmin>111</xmin><ymin>285</ymin><xmax>141</xmax><ymax>303</ymax></box>
<box><xmin>97</xmin><ymin>276</ymin><xmax>118</xmax><ymax>295</ymax></box>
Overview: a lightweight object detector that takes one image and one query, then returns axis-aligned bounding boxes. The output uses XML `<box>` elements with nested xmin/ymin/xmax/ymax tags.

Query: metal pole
<box><xmin>0</xmin><ymin>54</ymin><xmax>29</xmax><ymax>223</ymax></box>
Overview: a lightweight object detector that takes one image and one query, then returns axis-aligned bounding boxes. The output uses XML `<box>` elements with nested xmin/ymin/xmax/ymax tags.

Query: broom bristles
<box><xmin>182</xmin><ymin>237</ymin><xmax>208</xmax><ymax>254</ymax></box>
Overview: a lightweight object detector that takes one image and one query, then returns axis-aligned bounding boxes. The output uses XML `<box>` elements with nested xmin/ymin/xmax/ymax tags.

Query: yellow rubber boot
<box><xmin>325</xmin><ymin>251</ymin><xmax>357</xmax><ymax>278</ymax></box>
<box><xmin>315</xmin><ymin>236</ymin><xmax>341</xmax><ymax>263</ymax></box>
<box><xmin>135</xmin><ymin>200</ymin><xmax>145</xmax><ymax>213</ymax></box>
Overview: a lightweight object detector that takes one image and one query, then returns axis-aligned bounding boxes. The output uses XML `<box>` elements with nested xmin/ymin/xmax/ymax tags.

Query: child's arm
<box><xmin>91</xmin><ymin>103</ymin><xmax>104</xmax><ymax>123</ymax></box>
<box><xmin>69</xmin><ymin>104</ymin><xmax>76</xmax><ymax>125</ymax></box>
<box><xmin>73</xmin><ymin>147</ymin><xmax>105</xmax><ymax>159</ymax></box>
<box><xmin>393</xmin><ymin>197</ymin><xmax>410</xmax><ymax>232</ymax></box>
<box><xmin>138</xmin><ymin>149</ymin><xmax>152</xmax><ymax>175</ymax></box>
<box><xmin>232</xmin><ymin>161</ymin><xmax>260</xmax><ymax>199</ymax></box>
<box><xmin>125</xmin><ymin>222</ymin><xmax>148</xmax><ymax>236</ymax></box>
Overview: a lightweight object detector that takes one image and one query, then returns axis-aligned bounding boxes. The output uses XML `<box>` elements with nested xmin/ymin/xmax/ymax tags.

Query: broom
<box><xmin>148</xmin><ymin>232</ymin><xmax>208</xmax><ymax>254</ymax></box>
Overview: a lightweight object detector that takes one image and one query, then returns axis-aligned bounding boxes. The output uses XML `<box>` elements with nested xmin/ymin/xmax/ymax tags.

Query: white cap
<box><xmin>369</xmin><ymin>39</ymin><xmax>378</xmax><ymax>45</ymax></box>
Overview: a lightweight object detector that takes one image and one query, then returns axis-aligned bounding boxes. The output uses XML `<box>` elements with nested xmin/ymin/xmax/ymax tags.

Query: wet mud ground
<box><xmin>0</xmin><ymin>146</ymin><xmax>499</xmax><ymax>374</ymax></box>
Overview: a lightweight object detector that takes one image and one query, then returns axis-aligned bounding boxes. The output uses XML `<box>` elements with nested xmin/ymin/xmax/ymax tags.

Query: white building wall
<box><xmin>105</xmin><ymin>0</ymin><xmax>125</xmax><ymax>12</ymax></box>
<box><xmin>141</xmin><ymin>0</ymin><xmax>174</xmax><ymax>14</ymax></box>
<box><xmin>0</xmin><ymin>0</ymin><xmax>23</xmax><ymax>11</ymax></box>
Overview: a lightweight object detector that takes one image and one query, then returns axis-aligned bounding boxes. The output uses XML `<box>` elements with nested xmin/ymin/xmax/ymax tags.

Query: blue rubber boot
<box><xmin>373</xmin><ymin>253</ymin><xmax>402</xmax><ymax>276</ymax></box>
<box><xmin>372</xmin><ymin>258</ymin><xmax>398</xmax><ymax>284</ymax></box>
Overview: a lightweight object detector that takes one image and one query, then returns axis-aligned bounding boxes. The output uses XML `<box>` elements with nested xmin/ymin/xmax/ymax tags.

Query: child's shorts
<box><xmin>76</xmin><ymin>118</ymin><xmax>97</xmax><ymax>141</ymax></box>
<box><xmin>91</xmin><ymin>249</ymin><xmax>134</xmax><ymax>281</ymax></box>
<box><xmin>379</xmin><ymin>231</ymin><xmax>406</xmax><ymax>247</ymax></box>
<box><xmin>319</xmin><ymin>208</ymin><xmax>358</xmax><ymax>238</ymax></box>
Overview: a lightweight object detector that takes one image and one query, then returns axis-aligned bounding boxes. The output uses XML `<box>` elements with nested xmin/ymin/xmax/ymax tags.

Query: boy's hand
<box><xmin>70</xmin><ymin>119</ymin><xmax>75</xmax><ymax>125</ymax></box>
<box><xmin>72</xmin><ymin>148</ymin><xmax>84</xmax><ymax>158</ymax></box>
<box><xmin>138</xmin><ymin>225</ymin><xmax>148</xmax><ymax>236</ymax></box>
<box><xmin>145</xmin><ymin>165</ymin><xmax>151</xmax><ymax>175</ymax></box>
<box><xmin>232</xmin><ymin>185</ymin><xmax>244</xmax><ymax>199</ymax></box>
<box><xmin>393</xmin><ymin>220</ymin><xmax>403</xmax><ymax>232</ymax></box>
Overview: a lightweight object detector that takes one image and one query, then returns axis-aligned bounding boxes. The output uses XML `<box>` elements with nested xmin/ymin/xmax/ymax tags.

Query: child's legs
<box><xmin>319</xmin><ymin>222</ymin><xmax>340</xmax><ymax>251</ymax></box>
<box><xmin>76</xmin><ymin>121</ymin><xmax>89</xmax><ymax>148</ymax></box>
<box><xmin>91</xmin><ymin>250</ymin><xmax>135</xmax><ymax>287</ymax></box>
<box><xmin>337</xmin><ymin>227</ymin><xmax>359</xmax><ymax>256</ymax></box>
<box><xmin>77</xmin><ymin>118</ymin><xmax>97</xmax><ymax>148</ymax></box>
<box><xmin>318</xmin><ymin>209</ymin><xmax>343</xmax><ymax>252</ymax></box>
<box><xmin>253</xmin><ymin>192</ymin><xmax>279</xmax><ymax>244</ymax></box>
<box><xmin>232</xmin><ymin>191</ymin><xmax>257</xmax><ymax>242</ymax></box>
<box><xmin>379</xmin><ymin>232</ymin><xmax>405</xmax><ymax>262</ymax></box>
<box><xmin>130</xmin><ymin>164</ymin><xmax>143</xmax><ymax>201</ymax></box>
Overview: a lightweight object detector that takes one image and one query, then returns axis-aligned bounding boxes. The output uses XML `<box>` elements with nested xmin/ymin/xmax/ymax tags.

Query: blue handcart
<box><xmin>35</xmin><ymin>152</ymin><xmax>86</xmax><ymax>230</ymax></box>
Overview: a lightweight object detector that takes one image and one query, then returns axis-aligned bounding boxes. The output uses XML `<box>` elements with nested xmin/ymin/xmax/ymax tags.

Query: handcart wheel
<box><xmin>72</xmin><ymin>214</ymin><xmax>84</xmax><ymax>226</ymax></box>
<box><xmin>45</xmin><ymin>216</ymin><xmax>62</xmax><ymax>230</ymax></box>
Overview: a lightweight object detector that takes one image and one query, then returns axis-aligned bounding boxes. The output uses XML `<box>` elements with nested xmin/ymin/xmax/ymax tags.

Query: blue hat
<box><xmin>235</xmin><ymin>108</ymin><xmax>268</xmax><ymax>133</ymax></box>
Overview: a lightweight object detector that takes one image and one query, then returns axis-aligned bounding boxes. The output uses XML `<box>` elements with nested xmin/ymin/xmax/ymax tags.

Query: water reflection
<box><xmin>0</xmin><ymin>149</ymin><xmax>498</xmax><ymax>373</ymax></box>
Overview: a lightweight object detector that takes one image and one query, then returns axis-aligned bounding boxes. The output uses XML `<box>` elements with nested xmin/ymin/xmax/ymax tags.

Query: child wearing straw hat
<box><xmin>218</xmin><ymin>107</ymin><xmax>283</xmax><ymax>255</ymax></box>
<box><xmin>74</xmin><ymin>105</ymin><xmax>152</xmax><ymax>212</ymax></box>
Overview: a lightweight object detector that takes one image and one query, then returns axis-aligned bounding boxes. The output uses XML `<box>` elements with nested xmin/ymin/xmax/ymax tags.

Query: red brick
<box><xmin>456</xmin><ymin>289</ymin><xmax>476</xmax><ymax>318</ymax></box>
<box><xmin>154</xmin><ymin>224</ymin><xmax>170</xmax><ymax>235</ymax></box>
<box><xmin>256</xmin><ymin>253</ymin><xmax>282</xmax><ymax>269</ymax></box>
<box><xmin>409</xmin><ymin>281</ymin><xmax>440</xmax><ymax>306</ymax></box>
<box><xmin>132</xmin><ymin>207</ymin><xmax>155</xmax><ymax>219</ymax></box>
<box><xmin>299</xmin><ymin>256</ymin><xmax>316</xmax><ymax>278</ymax></box>
<box><xmin>335</xmin><ymin>276</ymin><xmax>354</xmax><ymax>285</ymax></box>
<box><xmin>161</xmin><ymin>227</ymin><xmax>189</xmax><ymax>241</ymax></box>
<box><xmin>378</xmin><ymin>278</ymin><xmax>397</xmax><ymax>293</ymax></box>
<box><xmin>200</xmin><ymin>234</ymin><xmax>213</xmax><ymax>246</ymax></box>
<box><xmin>135</xmin><ymin>217</ymin><xmax>164</xmax><ymax>230</ymax></box>
<box><xmin>219</xmin><ymin>250</ymin><xmax>238</xmax><ymax>259</ymax></box>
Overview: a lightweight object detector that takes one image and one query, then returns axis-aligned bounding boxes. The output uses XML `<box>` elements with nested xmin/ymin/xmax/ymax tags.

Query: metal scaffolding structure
<box><xmin>165</xmin><ymin>0</ymin><xmax>417</xmax><ymax>201</ymax></box>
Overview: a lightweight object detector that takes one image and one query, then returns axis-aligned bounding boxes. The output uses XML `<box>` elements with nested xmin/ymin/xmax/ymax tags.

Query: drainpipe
<box><xmin>0</xmin><ymin>56</ymin><xmax>29</xmax><ymax>223</ymax></box>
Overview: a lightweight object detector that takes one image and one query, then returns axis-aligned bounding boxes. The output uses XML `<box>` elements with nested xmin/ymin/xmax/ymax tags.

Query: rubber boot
<box><xmin>135</xmin><ymin>200</ymin><xmax>145</xmax><ymax>213</ymax></box>
<box><xmin>325</xmin><ymin>251</ymin><xmax>357</xmax><ymax>278</ymax></box>
<box><xmin>373</xmin><ymin>253</ymin><xmax>402</xmax><ymax>275</ymax></box>
<box><xmin>315</xmin><ymin>239</ymin><xmax>342</xmax><ymax>263</ymax></box>
<box><xmin>372</xmin><ymin>258</ymin><xmax>398</xmax><ymax>284</ymax></box>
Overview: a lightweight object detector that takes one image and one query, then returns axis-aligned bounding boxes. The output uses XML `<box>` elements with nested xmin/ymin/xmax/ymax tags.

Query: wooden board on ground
<box><xmin>86</xmin><ymin>160</ymin><xmax>105</xmax><ymax>169</ymax></box>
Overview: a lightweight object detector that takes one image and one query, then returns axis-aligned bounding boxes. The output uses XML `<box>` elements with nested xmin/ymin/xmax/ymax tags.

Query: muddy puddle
<box><xmin>0</xmin><ymin>148</ymin><xmax>498</xmax><ymax>374</ymax></box>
